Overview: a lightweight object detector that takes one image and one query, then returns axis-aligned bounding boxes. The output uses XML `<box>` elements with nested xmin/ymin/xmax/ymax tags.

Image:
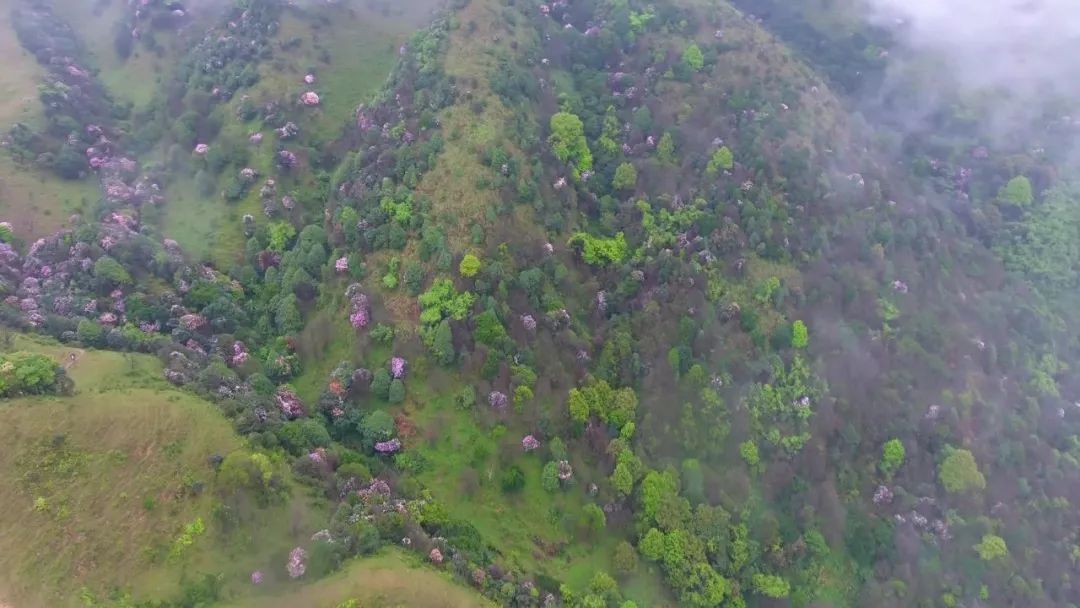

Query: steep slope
<box><xmin>1</xmin><ymin>0</ymin><xmax>1078</xmax><ymax>606</ymax></box>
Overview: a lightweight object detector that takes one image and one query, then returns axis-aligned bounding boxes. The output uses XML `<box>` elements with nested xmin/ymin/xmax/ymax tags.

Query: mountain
<box><xmin>1</xmin><ymin>0</ymin><xmax>1078</xmax><ymax>606</ymax></box>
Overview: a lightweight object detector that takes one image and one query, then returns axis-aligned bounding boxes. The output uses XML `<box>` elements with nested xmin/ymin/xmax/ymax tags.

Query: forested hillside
<box><xmin>1</xmin><ymin>0</ymin><xmax>1078</xmax><ymax>606</ymax></box>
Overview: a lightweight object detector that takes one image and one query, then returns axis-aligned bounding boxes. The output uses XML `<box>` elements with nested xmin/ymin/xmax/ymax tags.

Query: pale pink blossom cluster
<box><xmin>178</xmin><ymin>313</ymin><xmax>207</xmax><ymax>331</ymax></box>
<box><xmin>557</xmin><ymin>460</ymin><xmax>573</xmax><ymax>480</ymax></box>
<box><xmin>335</xmin><ymin>256</ymin><xmax>349</xmax><ymax>273</ymax></box>
<box><xmin>193</xmin><ymin>143</ymin><xmax>209</xmax><ymax>155</ymax></box>
<box><xmin>391</xmin><ymin>357</ymin><xmax>406</xmax><ymax>379</ymax></box>
<box><xmin>249</xmin><ymin>132</ymin><xmax>264</xmax><ymax>144</ymax></box>
<box><xmin>429</xmin><ymin>548</ymin><xmax>443</xmax><ymax>564</ymax></box>
<box><xmin>250</xmin><ymin>571</ymin><xmax>264</xmax><ymax>584</ymax></box>
<box><xmin>276</xmin><ymin>387</ymin><xmax>305</xmax><ymax>419</ymax></box>
<box><xmin>286</xmin><ymin>547</ymin><xmax>307</xmax><ymax>578</ymax></box>
<box><xmin>522</xmin><ymin>435</ymin><xmax>540</xmax><ymax>451</ymax></box>
<box><xmin>375</xmin><ymin>438</ymin><xmax>402</xmax><ymax>453</ymax></box>
<box><xmin>873</xmin><ymin>485</ymin><xmax>894</xmax><ymax>505</ymax></box>
<box><xmin>231</xmin><ymin>341</ymin><xmax>250</xmax><ymax>366</ymax></box>
<box><xmin>300</xmin><ymin>91</ymin><xmax>320</xmax><ymax>106</ymax></box>
<box><xmin>521</xmin><ymin>314</ymin><xmax>537</xmax><ymax>332</ymax></box>
<box><xmin>348</xmin><ymin>290</ymin><xmax>370</xmax><ymax>329</ymax></box>
<box><xmin>489</xmin><ymin>391</ymin><xmax>508</xmax><ymax>409</ymax></box>
<box><xmin>304</xmin><ymin>74</ymin><xmax>316</xmax><ymax>84</ymax></box>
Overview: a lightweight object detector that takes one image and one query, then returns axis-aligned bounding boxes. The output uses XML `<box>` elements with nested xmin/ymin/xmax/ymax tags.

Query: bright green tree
<box><xmin>999</xmin><ymin>175</ymin><xmax>1034</xmax><ymax>206</ymax></box>
<box><xmin>706</xmin><ymin>146</ymin><xmax>734</xmax><ymax>174</ymax></box>
<box><xmin>640</xmin><ymin>528</ymin><xmax>665</xmax><ymax>561</ymax></box>
<box><xmin>549</xmin><ymin>111</ymin><xmax>593</xmax><ymax>174</ymax></box>
<box><xmin>751</xmin><ymin>573</ymin><xmax>790</xmax><ymax>598</ymax></box>
<box><xmin>656</xmin><ymin>132</ymin><xmax>676</xmax><ymax>164</ymax></box>
<box><xmin>939</xmin><ymin>448</ymin><xmax>986</xmax><ymax>493</ymax></box>
<box><xmin>613</xmin><ymin>162</ymin><xmax>638</xmax><ymax>191</ymax></box>
<box><xmin>459</xmin><ymin>253</ymin><xmax>481</xmax><ymax>278</ymax></box>
<box><xmin>974</xmin><ymin>534</ymin><xmax>1008</xmax><ymax>560</ymax></box>
<box><xmin>682</xmin><ymin>43</ymin><xmax>704</xmax><ymax>72</ymax></box>
<box><xmin>791</xmin><ymin>320</ymin><xmax>808</xmax><ymax>349</ymax></box>
<box><xmin>881</xmin><ymin>438</ymin><xmax>905</xmax><ymax>478</ymax></box>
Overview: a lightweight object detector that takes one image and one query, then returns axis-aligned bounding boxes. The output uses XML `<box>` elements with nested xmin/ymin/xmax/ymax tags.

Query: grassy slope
<box><xmin>161</xmin><ymin>0</ymin><xmax>425</xmax><ymax>267</ymax></box>
<box><xmin>229</xmin><ymin>550</ymin><xmax>491</xmax><ymax>608</ymax></box>
<box><xmin>51</xmin><ymin>0</ymin><xmax>167</xmax><ymax>109</ymax></box>
<box><xmin>0</xmin><ymin>335</ymin><xmax>239</xmax><ymax>607</ymax></box>
<box><xmin>0</xmin><ymin>0</ymin><xmax>100</xmax><ymax>241</ymax></box>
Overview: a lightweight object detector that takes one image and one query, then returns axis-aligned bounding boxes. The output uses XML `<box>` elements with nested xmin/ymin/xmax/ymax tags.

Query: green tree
<box><xmin>939</xmin><ymin>448</ymin><xmax>986</xmax><ymax>493</ymax></box>
<box><xmin>541</xmin><ymin>461</ymin><xmax>561</xmax><ymax>491</ymax></box>
<box><xmin>682</xmin><ymin>43</ymin><xmax>704</xmax><ymax>72</ymax></box>
<box><xmin>999</xmin><ymin>175</ymin><xmax>1034</xmax><ymax>206</ymax></box>
<box><xmin>613</xmin><ymin>162</ymin><xmax>638</xmax><ymax>191</ymax></box>
<box><xmin>549</xmin><ymin>112</ymin><xmax>593</xmax><ymax>174</ymax></box>
<box><xmin>656</xmin><ymin>132</ymin><xmax>676</xmax><ymax>164</ymax></box>
<box><xmin>93</xmin><ymin>256</ymin><xmax>132</xmax><ymax>286</ymax></box>
<box><xmin>370</xmin><ymin>368</ymin><xmax>392</xmax><ymax>399</ymax></box>
<box><xmin>751</xmin><ymin>573</ymin><xmax>790</xmax><ymax>598</ymax></box>
<box><xmin>791</xmin><ymin>320</ymin><xmax>809</xmax><ymax>349</ymax></box>
<box><xmin>706</xmin><ymin>146</ymin><xmax>734</xmax><ymax>174</ymax></box>
<box><xmin>388</xmin><ymin>379</ymin><xmax>405</xmax><ymax>403</ymax></box>
<box><xmin>582</xmin><ymin>503</ymin><xmax>606</xmax><ymax>534</ymax></box>
<box><xmin>430</xmin><ymin>319</ymin><xmax>456</xmax><ymax>365</ymax></box>
<box><xmin>613</xmin><ymin>541</ymin><xmax>639</xmax><ymax>575</ymax></box>
<box><xmin>612</xmin><ymin>462</ymin><xmax>634</xmax><ymax>497</ymax></box>
<box><xmin>268</xmin><ymin>221</ymin><xmax>297</xmax><ymax>252</ymax></box>
<box><xmin>739</xmin><ymin>441</ymin><xmax>760</xmax><ymax>467</ymax></box>
<box><xmin>639</xmin><ymin>470</ymin><xmax>678</xmax><ymax>522</ymax></box>
<box><xmin>459</xmin><ymin>253</ymin><xmax>481</xmax><ymax>278</ymax></box>
<box><xmin>881</xmin><ymin>438</ymin><xmax>905</xmax><ymax>478</ymax></box>
<box><xmin>974</xmin><ymin>534</ymin><xmax>1008</xmax><ymax>561</ymax></box>
<box><xmin>501</xmin><ymin>465</ymin><xmax>526</xmax><ymax>493</ymax></box>
<box><xmin>640</xmin><ymin>528</ymin><xmax>665</xmax><ymax>561</ymax></box>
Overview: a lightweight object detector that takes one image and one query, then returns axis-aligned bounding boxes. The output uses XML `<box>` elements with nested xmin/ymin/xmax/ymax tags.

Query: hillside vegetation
<box><xmin>1</xmin><ymin>0</ymin><xmax>1079</xmax><ymax>606</ymax></box>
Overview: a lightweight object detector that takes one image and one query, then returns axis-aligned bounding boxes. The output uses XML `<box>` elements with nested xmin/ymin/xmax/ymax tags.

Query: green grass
<box><xmin>52</xmin><ymin>0</ymin><xmax>171</xmax><ymax>108</ymax></box>
<box><xmin>0</xmin><ymin>0</ymin><xmax>45</xmax><ymax>128</ymax></box>
<box><xmin>0</xmin><ymin>334</ymin><xmax>331</xmax><ymax>607</ymax></box>
<box><xmin>228</xmin><ymin>550</ymin><xmax>491</xmax><ymax>608</ymax></box>
<box><xmin>0</xmin><ymin>335</ymin><xmax>240</xmax><ymax>607</ymax></box>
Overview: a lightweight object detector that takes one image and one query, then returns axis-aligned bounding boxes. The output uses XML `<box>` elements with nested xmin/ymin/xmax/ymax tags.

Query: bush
<box><xmin>500</xmin><ymin>464</ymin><xmax>525</xmax><ymax>493</ymax></box>
<box><xmin>388</xmin><ymin>379</ymin><xmax>406</xmax><ymax>403</ymax></box>
<box><xmin>612</xmin><ymin>162</ymin><xmax>638</xmax><ymax>191</ymax></box>
<box><xmin>459</xmin><ymin>253</ymin><xmax>481</xmax><ymax>278</ymax></box>
<box><xmin>0</xmin><ymin>352</ymin><xmax>67</xmax><ymax>397</ymax></box>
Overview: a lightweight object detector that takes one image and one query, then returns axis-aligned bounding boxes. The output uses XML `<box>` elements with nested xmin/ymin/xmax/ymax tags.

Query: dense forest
<box><xmin>0</xmin><ymin>0</ymin><xmax>1078</xmax><ymax>606</ymax></box>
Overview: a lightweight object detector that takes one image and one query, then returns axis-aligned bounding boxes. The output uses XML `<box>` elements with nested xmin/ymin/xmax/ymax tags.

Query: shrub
<box><xmin>612</xmin><ymin>162</ymin><xmax>638</xmax><ymax>191</ymax></box>
<box><xmin>974</xmin><ymin>534</ymin><xmax>1008</xmax><ymax>561</ymax></box>
<box><xmin>500</xmin><ymin>464</ymin><xmax>525</xmax><ymax>492</ymax></box>
<box><xmin>459</xmin><ymin>253</ymin><xmax>481</xmax><ymax>278</ymax></box>
<box><xmin>939</xmin><ymin>448</ymin><xmax>985</xmax><ymax>493</ymax></box>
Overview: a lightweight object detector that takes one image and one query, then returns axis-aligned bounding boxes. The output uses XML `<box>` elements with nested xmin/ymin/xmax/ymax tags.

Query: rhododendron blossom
<box><xmin>522</xmin><ymin>435</ymin><xmax>540</xmax><ymax>451</ymax></box>
<box><xmin>489</xmin><ymin>391</ymin><xmax>508</xmax><ymax>409</ymax></box>
<box><xmin>375</xmin><ymin>438</ymin><xmax>401</xmax><ymax>453</ymax></box>
<box><xmin>335</xmin><ymin>256</ymin><xmax>348</xmax><ymax>273</ymax></box>
<box><xmin>193</xmin><ymin>143</ymin><xmax>209</xmax><ymax>155</ymax></box>
<box><xmin>429</xmin><ymin>548</ymin><xmax>443</xmax><ymax>564</ymax></box>
<box><xmin>286</xmin><ymin>547</ymin><xmax>307</xmax><ymax>578</ymax></box>
<box><xmin>300</xmin><ymin>91</ymin><xmax>320</xmax><ymax>106</ymax></box>
<box><xmin>391</xmin><ymin>357</ymin><xmax>406</xmax><ymax>379</ymax></box>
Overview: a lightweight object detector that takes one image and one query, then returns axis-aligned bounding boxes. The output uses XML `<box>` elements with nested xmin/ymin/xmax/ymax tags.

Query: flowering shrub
<box><xmin>522</xmin><ymin>435</ymin><xmax>540</xmax><ymax>451</ymax></box>
<box><xmin>375</xmin><ymin>438</ymin><xmax>402</xmax><ymax>453</ymax></box>
<box><xmin>429</xmin><ymin>548</ymin><xmax>443</xmax><ymax>564</ymax></box>
<box><xmin>391</xmin><ymin>357</ymin><xmax>407</xmax><ymax>379</ymax></box>
<box><xmin>275</xmin><ymin>386</ymin><xmax>305</xmax><ymax>419</ymax></box>
<box><xmin>286</xmin><ymin>547</ymin><xmax>307</xmax><ymax>578</ymax></box>
<box><xmin>489</xmin><ymin>391</ymin><xmax>508</xmax><ymax>409</ymax></box>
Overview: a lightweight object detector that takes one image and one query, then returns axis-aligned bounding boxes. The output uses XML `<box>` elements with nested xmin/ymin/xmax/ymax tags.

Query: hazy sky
<box><xmin>866</xmin><ymin>0</ymin><xmax>1080</xmax><ymax>97</ymax></box>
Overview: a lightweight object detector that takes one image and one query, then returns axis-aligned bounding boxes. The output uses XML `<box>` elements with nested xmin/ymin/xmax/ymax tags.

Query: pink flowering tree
<box><xmin>391</xmin><ymin>356</ymin><xmax>406</xmax><ymax>379</ymax></box>
<box><xmin>286</xmin><ymin>547</ymin><xmax>307</xmax><ymax>578</ymax></box>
